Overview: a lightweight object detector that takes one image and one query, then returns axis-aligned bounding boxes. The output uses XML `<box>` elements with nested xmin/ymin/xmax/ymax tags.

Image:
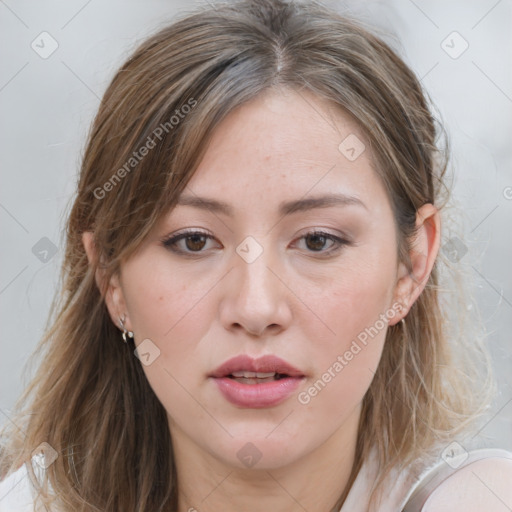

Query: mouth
<box><xmin>209</xmin><ymin>354</ymin><xmax>306</xmax><ymax>408</ymax></box>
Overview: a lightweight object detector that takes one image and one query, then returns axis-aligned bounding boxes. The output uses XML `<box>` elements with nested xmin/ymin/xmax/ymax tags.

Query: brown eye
<box><xmin>296</xmin><ymin>230</ymin><xmax>350</xmax><ymax>256</ymax></box>
<box><xmin>162</xmin><ymin>230</ymin><xmax>216</xmax><ymax>255</ymax></box>
<box><xmin>162</xmin><ymin>229</ymin><xmax>350</xmax><ymax>258</ymax></box>
<box><xmin>304</xmin><ymin>233</ymin><xmax>331</xmax><ymax>251</ymax></box>
<box><xmin>183</xmin><ymin>233</ymin><xmax>208</xmax><ymax>251</ymax></box>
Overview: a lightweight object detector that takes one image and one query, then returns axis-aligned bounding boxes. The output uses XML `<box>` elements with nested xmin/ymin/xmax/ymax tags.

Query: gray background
<box><xmin>1</xmin><ymin>0</ymin><xmax>511</xmax><ymax>451</ymax></box>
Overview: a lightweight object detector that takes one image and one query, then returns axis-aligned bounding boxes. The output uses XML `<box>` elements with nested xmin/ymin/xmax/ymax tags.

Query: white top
<box><xmin>0</xmin><ymin>462</ymin><xmax>39</xmax><ymax>512</ymax></box>
<box><xmin>1</xmin><ymin>449</ymin><xmax>512</xmax><ymax>511</ymax></box>
<box><xmin>340</xmin><ymin>447</ymin><xmax>512</xmax><ymax>511</ymax></box>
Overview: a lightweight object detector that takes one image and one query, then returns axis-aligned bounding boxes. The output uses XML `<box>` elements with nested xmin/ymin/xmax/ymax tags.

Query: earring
<box><xmin>400</xmin><ymin>300</ymin><xmax>408</xmax><ymax>326</ymax></box>
<box><xmin>119</xmin><ymin>315</ymin><xmax>134</xmax><ymax>343</ymax></box>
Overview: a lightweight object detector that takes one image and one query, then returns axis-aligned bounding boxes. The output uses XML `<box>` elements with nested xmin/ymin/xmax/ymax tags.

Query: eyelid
<box><xmin>162</xmin><ymin>227</ymin><xmax>213</xmax><ymax>239</ymax></box>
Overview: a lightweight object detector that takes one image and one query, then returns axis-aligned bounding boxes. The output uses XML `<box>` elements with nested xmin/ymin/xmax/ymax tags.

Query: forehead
<box><xmin>179</xmin><ymin>88</ymin><xmax>390</xmax><ymax>217</ymax></box>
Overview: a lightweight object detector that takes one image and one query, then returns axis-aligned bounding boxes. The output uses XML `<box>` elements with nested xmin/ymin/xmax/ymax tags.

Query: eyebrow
<box><xmin>175</xmin><ymin>193</ymin><xmax>367</xmax><ymax>217</ymax></box>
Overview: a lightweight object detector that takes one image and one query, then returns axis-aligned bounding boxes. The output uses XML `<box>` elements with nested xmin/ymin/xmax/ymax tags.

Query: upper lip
<box><xmin>209</xmin><ymin>354</ymin><xmax>305</xmax><ymax>378</ymax></box>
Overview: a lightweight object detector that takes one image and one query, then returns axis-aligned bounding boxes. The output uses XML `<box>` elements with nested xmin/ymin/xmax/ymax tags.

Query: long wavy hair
<box><xmin>0</xmin><ymin>0</ymin><xmax>494</xmax><ymax>510</ymax></box>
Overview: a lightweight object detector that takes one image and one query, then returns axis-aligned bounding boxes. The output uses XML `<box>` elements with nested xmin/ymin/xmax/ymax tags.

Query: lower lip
<box><xmin>212</xmin><ymin>376</ymin><xmax>304</xmax><ymax>408</ymax></box>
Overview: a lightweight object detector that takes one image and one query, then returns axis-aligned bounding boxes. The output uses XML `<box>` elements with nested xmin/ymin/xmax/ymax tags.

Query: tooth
<box><xmin>230</xmin><ymin>371</ymin><xmax>276</xmax><ymax>378</ymax></box>
<box><xmin>231</xmin><ymin>371</ymin><xmax>254</xmax><ymax>378</ymax></box>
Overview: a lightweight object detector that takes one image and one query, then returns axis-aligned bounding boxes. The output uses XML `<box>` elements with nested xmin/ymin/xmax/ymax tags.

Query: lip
<box><xmin>209</xmin><ymin>354</ymin><xmax>306</xmax><ymax>408</ymax></box>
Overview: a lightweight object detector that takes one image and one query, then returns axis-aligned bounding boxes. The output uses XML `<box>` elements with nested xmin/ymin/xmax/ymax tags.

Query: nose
<box><xmin>219</xmin><ymin>239</ymin><xmax>292</xmax><ymax>337</ymax></box>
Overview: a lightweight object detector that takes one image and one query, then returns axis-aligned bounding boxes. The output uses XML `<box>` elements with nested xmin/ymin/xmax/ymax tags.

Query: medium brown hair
<box><xmin>1</xmin><ymin>0</ymin><xmax>493</xmax><ymax>510</ymax></box>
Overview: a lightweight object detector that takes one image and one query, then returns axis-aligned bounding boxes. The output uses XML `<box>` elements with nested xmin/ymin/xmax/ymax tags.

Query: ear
<box><xmin>82</xmin><ymin>231</ymin><xmax>132</xmax><ymax>332</ymax></box>
<box><xmin>389</xmin><ymin>203</ymin><xmax>441</xmax><ymax>325</ymax></box>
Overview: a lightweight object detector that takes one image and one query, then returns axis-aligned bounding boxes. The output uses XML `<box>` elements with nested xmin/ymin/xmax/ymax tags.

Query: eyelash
<box><xmin>161</xmin><ymin>229</ymin><xmax>351</xmax><ymax>258</ymax></box>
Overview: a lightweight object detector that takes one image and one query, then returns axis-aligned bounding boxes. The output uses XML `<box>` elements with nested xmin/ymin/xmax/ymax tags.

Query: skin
<box><xmin>83</xmin><ymin>88</ymin><xmax>440</xmax><ymax>512</ymax></box>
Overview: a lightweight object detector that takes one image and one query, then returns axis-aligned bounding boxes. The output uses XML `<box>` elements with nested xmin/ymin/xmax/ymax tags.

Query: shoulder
<box><xmin>421</xmin><ymin>451</ymin><xmax>512</xmax><ymax>512</ymax></box>
<box><xmin>0</xmin><ymin>463</ymin><xmax>40</xmax><ymax>512</ymax></box>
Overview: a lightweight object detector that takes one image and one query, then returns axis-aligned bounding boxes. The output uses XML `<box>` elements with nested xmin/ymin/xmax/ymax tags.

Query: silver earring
<box><xmin>119</xmin><ymin>315</ymin><xmax>134</xmax><ymax>343</ymax></box>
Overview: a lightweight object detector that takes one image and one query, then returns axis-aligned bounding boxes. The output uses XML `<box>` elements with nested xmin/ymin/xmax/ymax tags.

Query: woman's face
<box><xmin>111</xmin><ymin>88</ymin><xmax>407</xmax><ymax>470</ymax></box>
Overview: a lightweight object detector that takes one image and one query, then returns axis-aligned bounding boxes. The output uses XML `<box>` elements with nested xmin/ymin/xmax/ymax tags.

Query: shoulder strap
<box><xmin>402</xmin><ymin>448</ymin><xmax>512</xmax><ymax>512</ymax></box>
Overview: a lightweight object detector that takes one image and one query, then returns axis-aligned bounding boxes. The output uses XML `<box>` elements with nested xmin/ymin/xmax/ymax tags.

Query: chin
<box><xmin>209</xmin><ymin>430</ymin><xmax>311</xmax><ymax>471</ymax></box>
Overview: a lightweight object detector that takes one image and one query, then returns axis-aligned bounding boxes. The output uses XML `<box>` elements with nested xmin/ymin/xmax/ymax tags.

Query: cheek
<box><xmin>298</xmin><ymin>255</ymin><xmax>396</xmax><ymax>409</ymax></box>
<box><xmin>313</xmin><ymin>250</ymin><xmax>396</xmax><ymax>348</ymax></box>
<box><xmin>120</xmin><ymin>254</ymin><xmax>218</xmax><ymax>406</ymax></box>
<box><xmin>122</xmin><ymin>254</ymin><xmax>215</xmax><ymax>343</ymax></box>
